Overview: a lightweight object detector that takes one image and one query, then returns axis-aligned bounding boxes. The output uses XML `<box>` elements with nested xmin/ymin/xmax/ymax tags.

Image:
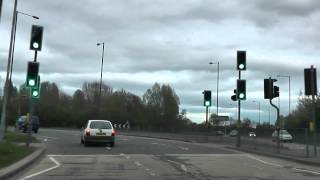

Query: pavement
<box><xmin>7</xmin><ymin>128</ymin><xmax>320</xmax><ymax>180</ymax></box>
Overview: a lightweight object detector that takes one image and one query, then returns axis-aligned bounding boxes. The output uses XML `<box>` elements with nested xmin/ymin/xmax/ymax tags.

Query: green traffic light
<box><xmin>205</xmin><ymin>101</ymin><xmax>210</xmax><ymax>106</ymax></box>
<box><xmin>238</xmin><ymin>64</ymin><xmax>245</xmax><ymax>70</ymax></box>
<box><xmin>28</xmin><ymin>79</ymin><xmax>36</xmax><ymax>86</ymax></box>
<box><xmin>239</xmin><ymin>93</ymin><xmax>245</xmax><ymax>99</ymax></box>
<box><xmin>32</xmin><ymin>90</ymin><xmax>39</xmax><ymax>97</ymax></box>
<box><xmin>33</xmin><ymin>42</ymin><xmax>39</xmax><ymax>49</ymax></box>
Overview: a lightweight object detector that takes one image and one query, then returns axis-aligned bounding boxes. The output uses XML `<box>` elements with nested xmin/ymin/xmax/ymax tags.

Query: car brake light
<box><xmin>85</xmin><ymin>128</ymin><xmax>91</xmax><ymax>136</ymax></box>
<box><xmin>112</xmin><ymin>129</ymin><xmax>115</xmax><ymax>136</ymax></box>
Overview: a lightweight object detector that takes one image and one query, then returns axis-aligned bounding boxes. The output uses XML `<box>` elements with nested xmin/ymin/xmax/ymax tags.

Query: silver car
<box><xmin>272</xmin><ymin>130</ymin><xmax>293</xmax><ymax>143</ymax></box>
<box><xmin>81</xmin><ymin>120</ymin><xmax>115</xmax><ymax>147</ymax></box>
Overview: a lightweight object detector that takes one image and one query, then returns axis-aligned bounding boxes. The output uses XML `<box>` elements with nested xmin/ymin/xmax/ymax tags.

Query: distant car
<box><xmin>229</xmin><ymin>130</ymin><xmax>238</xmax><ymax>137</ymax></box>
<box><xmin>272</xmin><ymin>130</ymin><xmax>293</xmax><ymax>143</ymax></box>
<box><xmin>216</xmin><ymin>131</ymin><xmax>225</xmax><ymax>136</ymax></box>
<box><xmin>16</xmin><ymin>115</ymin><xmax>39</xmax><ymax>133</ymax></box>
<box><xmin>249</xmin><ymin>132</ymin><xmax>256</xmax><ymax>137</ymax></box>
<box><xmin>81</xmin><ymin>120</ymin><xmax>115</xmax><ymax>147</ymax></box>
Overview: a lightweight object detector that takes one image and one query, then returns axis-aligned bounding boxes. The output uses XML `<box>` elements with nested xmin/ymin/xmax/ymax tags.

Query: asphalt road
<box><xmin>11</xmin><ymin>128</ymin><xmax>320</xmax><ymax>180</ymax></box>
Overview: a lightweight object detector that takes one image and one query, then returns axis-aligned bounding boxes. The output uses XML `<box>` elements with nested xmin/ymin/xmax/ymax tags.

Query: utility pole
<box><xmin>0</xmin><ymin>0</ymin><xmax>18</xmax><ymax>141</ymax></box>
<box><xmin>0</xmin><ymin>0</ymin><xmax>3</xmax><ymax>22</ymax></box>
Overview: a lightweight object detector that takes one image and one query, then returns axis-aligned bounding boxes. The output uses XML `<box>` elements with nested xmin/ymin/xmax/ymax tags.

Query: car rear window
<box><xmin>89</xmin><ymin>121</ymin><xmax>112</xmax><ymax>129</ymax></box>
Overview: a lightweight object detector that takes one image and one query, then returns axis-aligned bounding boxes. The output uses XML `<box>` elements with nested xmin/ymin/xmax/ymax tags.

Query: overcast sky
<box><xmin>1</xmin><ymin>0</ymin><xmax>320</xmax><ymax>124</ymax></box>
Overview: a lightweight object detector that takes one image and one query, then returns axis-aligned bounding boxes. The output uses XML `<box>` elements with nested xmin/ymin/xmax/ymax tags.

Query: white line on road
<box><xmin>178</xmin><ymin>146</ymin><xmax>189</xmax><ymax>151</ymax></box>
<box><xmin>246</xmin><ymin>155</ymin><xmax>283</xmax><ymax>168</ymax></box>
<box><xmin>21</xmin><ymin>157</ymin><xmax>61</xmax><ymax>180</ymax></box>
<box><xmin>134</xmin><ymin>161</ymin><xmax>142</xmax><ymax>167</ymax></box>
<box><xmin>37</xmin><ymin>135</ymin><xmax>58</xmax><ymax>140</ymax></box>
<box><xmin>167</xmin><ymin>160</ymin><xmax>188</xmax><ymax>172</ymax></box>
<box><xmin>293</xmin><ymin>168</ymin><xmax>320</xmax><ymax>175</ymax></box>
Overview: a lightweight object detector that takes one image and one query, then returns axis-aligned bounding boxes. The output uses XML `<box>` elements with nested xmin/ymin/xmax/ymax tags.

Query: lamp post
<box><xmin>209</xmin><ymin>61</ymin><xmax>219</xmax><ymax>116</ymax></box>
<box><xmin>252</xmin><ymin>101</ymin><xmax>261</xmax><ymax>125</ymax></box>
<box><xmin>276</xmin><ymin>75</ymin><xmax>291</xmax><ymax>115</ymax></box>
<box><xmin>96</xmin><ymin>42</ymin><xmax>105</xmax><ymax>99</ymax></box>
<box><xmin>0</xmin><ymin>0</ymin><xmax>18</xmax><ymax>141</ymax></box>
<box><xmin>9</xmin><ymin>11</ymin><xmax>39</xmax><ymax>82</ymax></box>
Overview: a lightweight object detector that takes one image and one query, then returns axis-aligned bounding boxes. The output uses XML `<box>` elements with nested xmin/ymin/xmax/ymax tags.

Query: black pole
<box><xmin>27</xmin><ymin>50</ymin><xmax>38</xmax><ymax>147</ymax></box>
<box><xmin>206</xmin><ymin>106</ymin><xmax>208</xmax><ymax>128</ymax></box>
<box><xmin>269</xmin><ymin>77</ymin><xmax>280</xmax><ymax>153</ymax></box>
<box><xmin>237</xmin><ymin>70</ymin><xmax>241</xmax><ymax>147</ymax></box>
<box><xmin>310</xmin><ymin>65</ymin><xmax>317</xmax><ymax>157</ymax></box>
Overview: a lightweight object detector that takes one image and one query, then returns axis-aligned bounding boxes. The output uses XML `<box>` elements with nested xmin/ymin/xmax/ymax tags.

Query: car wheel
<box><xmin>110</xmin><ymin>142</ymin><xmax>115</xmax><ymax>147</ymax></box>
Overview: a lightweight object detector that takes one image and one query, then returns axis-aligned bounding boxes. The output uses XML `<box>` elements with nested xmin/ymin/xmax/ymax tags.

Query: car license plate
<box><xmin>96</xmin><ymin>133</ymin><xmax>106</xmax><ymax>136</ymax></box>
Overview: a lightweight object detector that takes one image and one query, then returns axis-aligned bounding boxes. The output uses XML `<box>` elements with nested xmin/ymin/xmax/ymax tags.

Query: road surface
<box><xmin>11</xmin><ymin>128</ymin><xmax>320</xmax><ymax>180</ymax></box>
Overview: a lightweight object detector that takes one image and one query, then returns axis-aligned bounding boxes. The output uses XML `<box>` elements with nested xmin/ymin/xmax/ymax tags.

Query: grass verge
<box><xmin>0</xmin><ymin>142</ymin><xmax>33</xmax><ymax>169</ymax></box>
<box><xmin>4</xmin><ymin>131</ymin><xmax>39</xmax><ymax>143</ymax></box>
<box><xmin>0</xmin><ymin>131</ymin><xmax>38</xmax><ymax>169</ymax></box>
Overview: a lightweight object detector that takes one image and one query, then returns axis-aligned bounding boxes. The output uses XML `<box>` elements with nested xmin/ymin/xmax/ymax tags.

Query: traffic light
<box><xmin>26</xmin><ymin>62</ymin><xmax>39</xmax><ymax>88</ymax></box>
<box><xmin>237</xmin><ymin>80</ymin><xmax>246</xmax><ymax>100</ymax></box>
<box><xmin>31</xmin><ymin>76</ymin><xmax>40</xmax><ymax>99</ymax></box>
<box><xmin>264</xmin><ymin>78</ymin><xmax>279</xmax><ymax>99</ymax></box>
<box><xmin>30</xmin><ymin>25</ymin><xmax>43</xmax><ymax>51</ymax></box>
<box><xmin>304</xmin><ymin>68</ymin><xmax>317</xmax><ymax>96</ymax></box>
<box><xmin>273</xmin><ymin>86</ymin><xmax>279</xmax><ymax>98</ymax></box>
<box><xmin>203</xmin><ymin>90</ymin><xmax>211</xmax><ymax>106</ymax></box>
<box><xmin>231</xmin><ymin>89</ymin><xmax>237</xmax><ymax>101</ymax></box>
<box><xmin>237</xmin><ymin>51</ymin><xmax>246</xmax><ymax>70</ymax></box>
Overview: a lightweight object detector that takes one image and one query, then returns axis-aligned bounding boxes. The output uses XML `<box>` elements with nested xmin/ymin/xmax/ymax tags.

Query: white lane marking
<box><xmin>149</xmin><ymin>172</ymin><xmax>156</xmax><ymax>176</ymax></box>
<box><xmin>37</xmin><ymin>135</ymin><xmax>58</xmax><ymax>140</ymax></box>
<box><xmin>180</xmin><ymin>164</ymin><xmax>188</xmax><ymax>172</ymax></box>
<box><xmin>167</xmin><ymin>160</ymin><xmax>188</xmax><ymax>172</ymax></box>
<box><xmin>134</xmin><ymin>161</ymin><xmax>142</xmax><ymax>167</ymax></box>
<box><xmin>43</xmin><ymin>138</ymin><xmax>48</xmax><ymax>142</ymax></box>
<box><xmin>120</xmin><ymin>153</ymin><xmax>125</xmax><ymax>156</ymax></box>
<box><xmin>293</xmin><ymin>168</ymin><xmax>320</xmax><ymax>175</ymax></box>
<box><xmin>120</xmin><ymin>138</ymin><xmax>129</xmax><ymax>141</ymax></box>
<box><xmin>166</xmin><ymin>154</ymin><xmax>247</xmax><ymax>157</ymax></box>
<box><xmin>21</xmin><ymin>157</ymin><xmax>61</xmax><ymax>180</ymax></box>
<box><xmin>106</xmin><ymin>147</ymin><xmax>111</xmax><ymax>150</ymax></box>
<box><xmin>151</xmin><ymin>142</ymin><xmax>158</xmax><ymax>145</ymax></box>
<box><xmin>178</xmin><ymin>146</ymin><xmax>189</xmax><ymax>151</ymax></box>
<box><xmin>145</xmin><ymin>168</ymin><xmax>150</xmax><ymax>171</ymax></box>
<box><xmin>246</xmin><ymin>155</ymin><xmax>283</xmax><ymax>168</ymax></box>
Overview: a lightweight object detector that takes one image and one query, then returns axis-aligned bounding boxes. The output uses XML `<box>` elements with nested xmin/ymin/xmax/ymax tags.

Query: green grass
<box><xmin>0</xmin><ymin>141</ymin><xmax>33</xmax><ymax>169</ymax></box>
<box><xmin>4</xmin><ymin>131</ymin><xmax>39</xmax><ymax>143</ymax></box>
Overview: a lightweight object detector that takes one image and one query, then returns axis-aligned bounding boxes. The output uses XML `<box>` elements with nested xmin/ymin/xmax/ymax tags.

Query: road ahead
<box><xmin>12</xmin><ymin>128</ymin><xmax>320</xmax><ymax>180</ymax></box>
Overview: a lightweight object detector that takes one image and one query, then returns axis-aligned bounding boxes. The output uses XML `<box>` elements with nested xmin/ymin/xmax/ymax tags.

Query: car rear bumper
<box><xmin>84</xmin><ymin>135</ymin><xmax>115</xmax><ymax>143</ymax></box>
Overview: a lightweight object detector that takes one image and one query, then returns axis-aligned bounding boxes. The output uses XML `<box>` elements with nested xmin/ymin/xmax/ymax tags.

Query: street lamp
<box><xmin>252</xmin><ymin>101</ymin><xmax>261</xmax><ymax>125</ymax></box>
<box><xmin>276</xmin><ymin>75</ymin><xmax>291</xmax><ymax>115</ymax></box>
<box><xmin>97</xmin><ymin>42</ymin><xmax>105</xmax><ymax>99</ymax></box>
<box><xmin>209</xmin><ymin>61</ymin><xmax>219</xmax><ymax>116</ymax></box>
<box><xmin>9</xmin><ymin>10</ymin><xmax>39</xmax><ymax>82</ymax></box>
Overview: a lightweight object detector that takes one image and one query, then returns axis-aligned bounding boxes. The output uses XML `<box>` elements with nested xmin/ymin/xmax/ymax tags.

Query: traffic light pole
<box><xmin>269</xmin><ymin>77</ymin><xmax>280</xmax><ymax>153</ymax></box>
<box><xmin>269</xmin><ymin>98</ymin><xmax>280</xmax><ymax>152</ymax></box>
<box><xmin>310</xmin><ymin>66</ymin><xmax>317</xmax><ymax>157</ymax></box>
<box><xmin>237</xmin><ymin>71</ymin><xmax>241</xmax><ymax>147</ymax></box>
<box><xmin>26</xmin><ymin>50</ymin><xmax>38</xmax><ymax>147</ymax></box>
<box><xmin>206</xmin><ymin>106</ymin><xmax>209</xmax><ymax>129</ymax></box>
